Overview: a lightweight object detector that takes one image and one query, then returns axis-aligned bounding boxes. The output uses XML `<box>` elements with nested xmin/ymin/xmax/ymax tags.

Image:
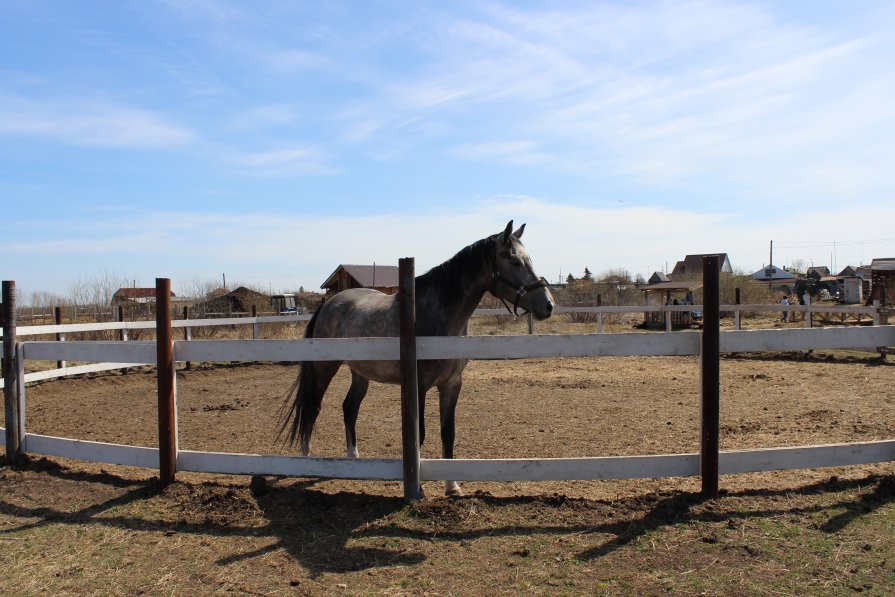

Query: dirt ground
<box><xmin>20</xmin><ymin>352</ymin><xmax>895</xmax><ymax>471</ymax></box>
<box><xmin>3</xmin><ymin>348</ymin><xmax>895</xmax><ymax>594</ymax></box>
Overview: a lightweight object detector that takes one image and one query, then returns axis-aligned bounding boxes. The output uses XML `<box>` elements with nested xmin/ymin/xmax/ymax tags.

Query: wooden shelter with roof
<box><xmin>637</xmin><ymin>276</ymin><xmax>703</xmax><ymax>328</ymax></box>
<box><xmin>868</xmin><ymin>258</ymin><xmax>895</xmax><ymax>306</ymax></box>
<box><xmin>321</xmin><ymin>264</ymin><xmax>400</xmax><ymax>297</ymax></box>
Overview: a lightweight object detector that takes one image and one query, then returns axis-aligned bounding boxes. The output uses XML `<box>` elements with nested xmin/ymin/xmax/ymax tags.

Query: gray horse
<box><xmin>280</xmin><ymin>221</ymin><xmax>555</xmax><ymax>495</ymax></box>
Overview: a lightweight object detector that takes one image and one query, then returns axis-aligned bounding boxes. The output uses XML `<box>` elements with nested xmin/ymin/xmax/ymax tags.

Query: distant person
<box><xmin>780</xmin><ymin>296</ymin><xmax>789</xmax><ymax>322</ymax></box>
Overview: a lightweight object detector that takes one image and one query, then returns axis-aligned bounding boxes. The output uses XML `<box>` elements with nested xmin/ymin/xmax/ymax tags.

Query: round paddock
<box><xmin>22</xmin><ymin>354</ymin><xmax>895</xmax><ymax>498</ymax></box>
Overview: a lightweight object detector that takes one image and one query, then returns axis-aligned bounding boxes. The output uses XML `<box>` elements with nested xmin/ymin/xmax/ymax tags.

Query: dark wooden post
<box><xmin>117</xmin><ymin>305</ymin><xmax>127</xmax><ymax>342</ymax></box>
<box><xmin>54</xmin><ymin>306</ymin><xmax>65</xmax><ymax>369</ymax></box>
<box><xmin>700</xmin><ymin>257</ymin><xmax>721</xmax><ymax>499</ymax></box>
<box><xmin>734</xmin><ymin>287</ymin><xmax>741</xmax><ymax>330</ymax></box>
<box><xmin>398</xmin><ymin>258</ymin><xmax>421</xmax><ymax>502</ymax></box>
<box><xmin>3</xmin><ymin>281</ymin><xmax>22</xmax><ymax>462</ymax></box>
<box><xmin>881</xmin><ymin>279</ymin><xmax>890</xmax><ymax>325</ymax></box>
<box><xmin>251</xmin><ymin>304</ymin><xmax>260</xmax><ymax>339</ymax></box>
<box><xmin>182</xmin><ymin>306</ymin><xmax>191</xmax><ymax>371</ymax></box>
<box><xmin>155</xmin><ymin>278</ymin><xmax>177</xmax><ymax>486</ymax></box>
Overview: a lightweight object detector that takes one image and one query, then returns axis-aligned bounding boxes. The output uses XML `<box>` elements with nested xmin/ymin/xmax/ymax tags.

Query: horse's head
<box><xmin>491</xmin><ymin>221</ymin><xmax>555</xmax><ymax>320</ymax></box>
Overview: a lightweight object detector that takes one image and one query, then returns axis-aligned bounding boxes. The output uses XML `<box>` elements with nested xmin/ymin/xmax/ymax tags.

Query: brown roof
<box><xmin>870</xmin><ymin>258</ymin><xmax>895</xmax><ymax>272</ymax></box>
<box><xmin>669</xmin><ymin>254</ymin><xmax>732</xmax><ymax>280</ymax></box>
<box><xmin>637</xmin><ymin>281</ymin><xmax>704</xmax><ymax>292</ymax></box>
<box><xmin>321</xmin><ymin>264</ymin><xmax>400</xmax><ymax>290</ymax></box>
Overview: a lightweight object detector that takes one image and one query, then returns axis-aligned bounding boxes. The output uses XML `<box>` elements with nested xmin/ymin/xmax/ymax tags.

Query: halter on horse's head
<box><xmin>489</xmin><ymin>221</ymin><xmax>554</xmax><ymax>320</ymax></box>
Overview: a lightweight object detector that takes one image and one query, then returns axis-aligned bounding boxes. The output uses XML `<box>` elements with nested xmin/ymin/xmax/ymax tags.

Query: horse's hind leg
<box><xmin>438</xmin><ymin>378</ymin><xmax>463</xmax><ymax>496</ymax></box>
<box><xmin>342</xmin><ymin>371</ymin><xmax>370</xmax><ymax>458</ymax></box>
<box><xmin>298</xmin><ymin>361</ymin><xmax>340</xmax><ymax>456</ymax></box>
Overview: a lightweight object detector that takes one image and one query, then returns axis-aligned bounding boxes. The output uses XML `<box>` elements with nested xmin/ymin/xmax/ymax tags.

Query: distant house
<box><xmin>648</xmin><ymin>271</ymin><xmax>670</xmax><ymax>285</ymax></box>
<box><xmin>321</xmin><ymin>264</ymin><xmax>400</xmax><ymax>297</ymax></box>
<box><xmin>751</xmin><ymin>265</ymin><xmax>797</xmax><ymax>292</ymax></box>
<box><xmin>668</xmin><ymin>254</ymin><xmax>733</xmax><ymax>281</ymax></box>
<box><xmin>111</xmin><ymin>287</ymin><xmax>175</xmax><ymax>306</ymax></box>
<box><xmin>806</xmin><ymin>266</ymin><xmax>831</xmax><ymax>281</ymax></box>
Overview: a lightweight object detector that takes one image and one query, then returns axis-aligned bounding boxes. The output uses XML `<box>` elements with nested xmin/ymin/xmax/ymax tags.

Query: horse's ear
<box><xmin>513</xmin><ymin>223</ymin><xmax>525</xmax><ymax>239</ymax></box>
<box><xmin>499</xmin><ymin>220</ymin><xmax>514</xmax><ymax>245</ymax></box>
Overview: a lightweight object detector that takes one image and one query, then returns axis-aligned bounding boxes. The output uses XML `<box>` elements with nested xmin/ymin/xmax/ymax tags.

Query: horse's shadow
<box><xmin>2</xmin><ymin>457</ymin><xmax>893</xmax><ymax>577</ymax></box>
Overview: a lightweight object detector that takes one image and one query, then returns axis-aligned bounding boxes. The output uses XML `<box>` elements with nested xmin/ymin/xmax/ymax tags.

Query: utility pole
<box><xmin>769</xmin><ymin>240</ymin><xmax>773</xmax><ymax>295</ymax></box>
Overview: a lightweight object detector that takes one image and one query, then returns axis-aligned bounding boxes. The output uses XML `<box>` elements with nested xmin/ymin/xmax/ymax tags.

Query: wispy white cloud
<box><xmin>221</xmin><ymin>145</ymin><xmax>334</xmax><ymax>176</ymax></box>
<box><xmin>326</xmin><ymin>2</ymin><xmax>894</xmax><ymax>202</ymax></box>
<box><xmin>0</xmin><ymin>95</ymin><xmax>195</xmax><ymax>148</ymax></box>
<box><xmin>452</xmin><ymin>140</ymin><xmax>552</xmax><ymax>166</ymax></box>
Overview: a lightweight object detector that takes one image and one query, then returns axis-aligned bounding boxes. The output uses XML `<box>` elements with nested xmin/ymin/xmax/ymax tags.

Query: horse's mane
<box><xmin>415</xmin><ymin>234</ymin><xmax>497</xmax><ymax>307</ymax></box>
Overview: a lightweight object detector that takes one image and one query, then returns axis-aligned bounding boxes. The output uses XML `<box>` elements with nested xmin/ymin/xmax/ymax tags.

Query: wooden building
<box><xmin>321</xmin><ymin>264</ymin><xmax>400</xmax><ymax>297</ymax></box>
<box><xmin>751</xmin><ymin>265</ymin><xmax>797</xmax><ymax>293</ymax></box>
<box><xmin>668</xmin><ymin>253</ymin><xmax>733</xmax><ymax>281</ymax></box>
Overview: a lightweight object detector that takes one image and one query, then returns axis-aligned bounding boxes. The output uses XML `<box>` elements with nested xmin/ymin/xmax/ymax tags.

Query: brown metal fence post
<box><xmin>700</xmin><ymin>256</ymin><xmax>721</xmax><ymax>499</ymax></box>
<box><xmin>3</xmin><ymin>281</ymin><xmax>22</xmax><ymax>462</ymax></box>
<box><xmin>398</xmin><ymin>258</ymin><xmax>421</xmax><ymax>502</ymax></box>
<box><xmin>155</xmin><ymin>278</ymin><xmax>177</xmax><ymax>486</ymax></box>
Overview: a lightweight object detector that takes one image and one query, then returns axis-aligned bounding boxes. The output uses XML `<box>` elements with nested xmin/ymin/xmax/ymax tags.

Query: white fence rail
<box><xmin>4</xmin><ymin>323</ymin><xmax>894</xmax><ymax>485</ymax></box>
<box><xmin>2</xmin><ymin>300</ymin><xmax>885</xmax><ymax>389</ymax></box>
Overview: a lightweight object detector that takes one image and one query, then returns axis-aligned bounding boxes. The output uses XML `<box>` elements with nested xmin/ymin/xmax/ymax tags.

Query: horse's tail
<box><xmin>278</xmin><ymin>307</ymin><xmax>323</xmax><ymax>451</ymax></box>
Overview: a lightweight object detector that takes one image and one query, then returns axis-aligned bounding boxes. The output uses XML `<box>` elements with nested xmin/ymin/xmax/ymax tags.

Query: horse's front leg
<box><xmin>342</xmin><ymin>372</ymin><xmax>370</xmax><ymax>458</ymax></box>
<box><xmin>438</xmin><ymin>378</ymin><xmax>463</xmax><ymax>496</ymax></box>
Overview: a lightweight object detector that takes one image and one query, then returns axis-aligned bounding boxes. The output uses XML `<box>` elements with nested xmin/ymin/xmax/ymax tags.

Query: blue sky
<box><xmin>2</xmin><ymin>1</ymin><xmax>894</xmax><ymax>299</ymax></box>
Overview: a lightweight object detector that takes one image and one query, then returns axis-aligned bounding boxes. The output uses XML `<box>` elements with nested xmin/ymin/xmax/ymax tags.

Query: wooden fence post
<box><xmin>155</xmin><ymin>278</ymin><xmax>177</xmax><ymax>487</ymax></box>
<box><xmin>3</xmin><ymin>281</ymin><xmax>22</xmax><ymax>462</ymax></box>
<box><xmin>734</xmin><ymin>287</ymin><xmax>741</xmax><ymax>330</ymax></box>
<box><xmin>398</xmin><ymin>258</ymin><xmax>421</xmax><ymax>502</ymax></box>
<box><xmin>183</xmin><ymin>306</ymin><xmax>191</xmax><ymax>371</ymax></box>
<box><xmin>251</xmin><ymin>305</ymin><xmax>260</xmax><ymax>339</ymax></box>
<box><xmin>597</xmin><ymin>294</ymin><xmax>603</xmax><ymax>333</ymax></box>
<box><xmin>804</xmin><ymin>294</ymin><xmax>813</xmax><ymax>328</ymax></box>
<box><xmin>880</xmin><ymin>279</ymin><xmax>889</xmax><ymax>326</ymax></box>
<box><xmin>118</xmin><ymin>305</ymin><xmax>127</xmax><ymax>342</ymax></box>
<box><xmin>54</xmin><ymin>306</ymin><xmax>65</xmax><ymax>369</ymax></box>
<box><xmin>700</xmin><ymin>257</ymin><xmax>720</xmax><ymax>499</ymax></box>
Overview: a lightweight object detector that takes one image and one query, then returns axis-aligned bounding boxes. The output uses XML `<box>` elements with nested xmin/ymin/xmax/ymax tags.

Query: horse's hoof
<box><xmin>249</xmin><ymin>475</ymin><xmax>269</xmax><ymax>497</ymax></box>
<box><xmin>445</xmin><ymin>482</ymin><xmax>464</xmax><ymax>497</ymax></box>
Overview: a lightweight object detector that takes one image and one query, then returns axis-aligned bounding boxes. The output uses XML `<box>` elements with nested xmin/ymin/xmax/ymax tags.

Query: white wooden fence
<box><xmin>1</xmin><ymin>299</ymin><xmax>882</xmax><ymax>389</ymax></box>
<box><xmin>3</xmin><ymin>318</ymin><xmax>894</xmax><ymax>486</ymax></box>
